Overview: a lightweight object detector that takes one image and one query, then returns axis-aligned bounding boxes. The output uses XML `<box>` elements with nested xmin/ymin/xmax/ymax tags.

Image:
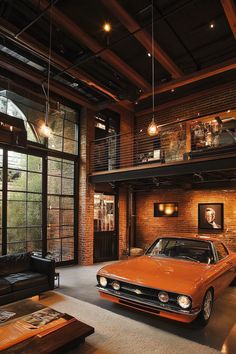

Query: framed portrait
<box><xmin>198</xmin><ymin>203</ymin><xmax>224</xmax><ymax>231</ymax></box>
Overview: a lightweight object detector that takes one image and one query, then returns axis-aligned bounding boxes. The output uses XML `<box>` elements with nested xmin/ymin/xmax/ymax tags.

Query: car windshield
<box><xmin>146</xmin><ymin>238</ymin><xmax>214</xmax><ymax>264</ymax></box>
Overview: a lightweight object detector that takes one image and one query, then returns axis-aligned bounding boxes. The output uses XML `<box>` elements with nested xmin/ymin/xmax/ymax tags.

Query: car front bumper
<box><xmin>97</xmin><ymin>286</ymin><xmax>201</xmax><ymax>323</ymax></box>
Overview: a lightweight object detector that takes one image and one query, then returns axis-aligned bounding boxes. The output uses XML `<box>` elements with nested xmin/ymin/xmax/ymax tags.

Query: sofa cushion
<box><xmin>0</xmin><ymin>278</ymin><xmax>11</xmax><ymax>295</ymax></box>
<box><xmin>4</xmin><ymin>272</ymin><xmax>48</xmax><ymax>291</ymax></box>
<box><xmin>0</xmin><ymin>253</ymin><xmax>32</xmax><ymax>276</ymax></box>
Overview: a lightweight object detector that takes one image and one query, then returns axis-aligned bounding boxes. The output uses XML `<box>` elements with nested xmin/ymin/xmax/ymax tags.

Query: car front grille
<box><xmin>104</xmin><ymin>279</ymin><xmax>185</xmax><ymax>311</ymax></box>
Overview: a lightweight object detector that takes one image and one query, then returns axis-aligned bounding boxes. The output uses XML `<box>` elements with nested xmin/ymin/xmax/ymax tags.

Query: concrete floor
<box><xmin>57</xmin><ymin>262</ymin><xmax>236</xmax><ymax>354</ymax></box>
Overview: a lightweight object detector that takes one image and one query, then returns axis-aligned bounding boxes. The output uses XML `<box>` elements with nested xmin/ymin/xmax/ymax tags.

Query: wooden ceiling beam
<box><xmin>101</xmin><ymin>0</ymin><xmax>183</xmax><ymax>79</ymax></box>
<box><xmin>0</xmin><ymin>18</ymin><xmax>119</xmax><ymax>102</ymax></box>
<box><xmin>0</xmin><ymin>51</ymin><xmax>95</xmax><ymax>110</ymax></box>
<box><xmin>32</xmin><ymin>0</ymin><xmax>151</xmax><ymax>92</ymax></box>
<box><xmin>221</xmin><ymin>0</ymin><xmax>236</xmax><ymax>39</ymax></box>
<box><xmin>140</xmin><ymin>58</ymin><xmax>236</xmax><ymax>100</ymax></box>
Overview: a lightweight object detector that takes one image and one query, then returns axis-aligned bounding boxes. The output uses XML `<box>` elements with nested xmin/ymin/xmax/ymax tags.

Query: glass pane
<box><xmin>48</xmin><ymin>209</ymin><xmax>60</xmax><ymax>226</ymax></box>
<box><xmin>64</xmin><ymin>120</ymin><xmax>76</xmax><ymax>140</ymax></box>
<box><xmin>27</xmin><ymin>193</ymin><xmax>42</xmax><ymax>201</ymax></box>
<box><xmin>62</xmin><ymin>178</ymin><xmax>73</xmax><ymax>195</ymax></box>
<box><xmin>27</xmin><ymin>202</ymin><xmax>42</xmax><ymax>226</ymax></box>
<box><xmin>8</xmin><ymin>201</ymin><xmax>26</xmax><ymax>226</ymax></box>
<box><xmin>62</xmin><ymin>161</ymin><xmax>74</xmax><ymax>178</ymax></box>
<box><xmin>48</xmin><ymin>196</ymin><xmax>60</xmax><ymax>209</ymax></box>
<box><xmin>48</xmin><ymin>135</ymin><xmax>63</xmax><ymax>152</ymax></box>
<box><xmin>8</xmin><ymin>192</ymin><xmax>26</xmax><ymax>201</ymax></box>
<box><xmin>8</xmin><ymin>228</ymin><xmax>26</xmax><ymax>242</ymax></box>
<box><xmin>94</xmin><ymin>193</ymin><xmax>115</xmax><ymax>231</ymax></box>
<box><xmin>48</xmin><ymin>159</ymin><xmax>62</xmax><ymax>176</ymax></box>
<box><xmin>7</xmin><ymin>242</ymin><xmax>26</xmax><ymax>254</ymax></box>
<box><xmin>61</xmin><ymin>197</ymin><xmax>74</xmax><ymax>209</ymax></box>
<box><xmin>48</xmin><ymin>176</ymin><xmax>61</xmax><ymax>194</ymax></box>
<box><xmin>27</xmin><ymin>227</ymin><xmax>42</xmax><ymax>241</ymax></box>
<box><xmin>63</xmin><ymin>138</ymin><xmax>77</xmax><ymax>155</ymax></box>
<box><xmin>8</xmin><ymin>152</ymin><xmax>27</xmax><ymax>170</ymax></box>
<box><xmin>48</xmin><ymin>114</ymin><xmax>63</xmax><ymax>136</ymax></box>
<box><xmin>0</xmin><ymin>200</ymin><xmax>2</xmax><ymax>226</ymax></box>
<box><xmin>27</xmin><ymin>240</ymin><xmax>42</xmax><ymax>253</ymax></box>
<box><xmin>28</xmin><ymin>155</ymin><xmax>42</xmax><ymax>172</ymax></box>
<box><xmin>28</xmin><ymin>172</ymin><xmax>42</xmax><ymax>193</ymax></box>
<box><xmin>61</xmin><ymin>226</ymin><xmax>73</xmax><ymax>238</ymax></box>
<box><xmin>62</xmin><ymin>238</ymin><xmax>74</xmax><ymax>261</ymax></box>
<box><xmin>8</xmin><ymin>170</ymin><xmax>26</xmax><ymax>191</ymax></box>
<box><xmin>47</xmin><ymin>239</ymin><xmax>61</xmax><ymax>262</ymax></box>
<box><xmin>47</xmin><ymin>226</ymin><xmax>59</xmax><ymax>239</ymax></box>
<box><xmin>61</xmin><ymin>210</ymin><xmax>73</xmax><ymax>225</ymax></box>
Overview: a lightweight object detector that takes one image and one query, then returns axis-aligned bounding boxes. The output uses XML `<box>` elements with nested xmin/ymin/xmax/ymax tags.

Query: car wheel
<box><xmin>196</xmin><ymin>289</ymin><xmax>213</xmax><ymax>327</ymax></box>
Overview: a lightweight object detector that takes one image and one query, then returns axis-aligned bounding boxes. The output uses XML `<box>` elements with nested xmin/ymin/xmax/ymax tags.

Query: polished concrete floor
<box><xmin>57</xmin><ymin>262</ymin><xmax>236</xmax><ymax>354</ymax></box>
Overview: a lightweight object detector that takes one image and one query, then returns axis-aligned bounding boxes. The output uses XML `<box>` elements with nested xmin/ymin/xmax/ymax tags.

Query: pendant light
<box><xmin>39</xmin><ymin>5</ymin><xmax>53</xmax><ymax>138</ymax></box>
<box><xmin>147</xmin><ymin>0</ymin><xmax>159</xmax><ymax>137</ymax></box>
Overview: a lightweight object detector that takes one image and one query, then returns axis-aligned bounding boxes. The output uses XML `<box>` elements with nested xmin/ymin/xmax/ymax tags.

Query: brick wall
<box><xmin>118</xmin><ymin>187</ymin><xmax>128</xmax><ymax>257</ymax></box>
<box><xmin>136</xmin><ymin>189</ymin><xmax>236</xmax><ymax>252</ymax></box>
<box><xmin>136</xmin><ymin>80</ymin><xmax>236</xmax><ymax>129</ymax></box>
<box><xmin>78</xmin><ymin>107</ymin><xmax>95</xmax><ymax>265</ymax></box>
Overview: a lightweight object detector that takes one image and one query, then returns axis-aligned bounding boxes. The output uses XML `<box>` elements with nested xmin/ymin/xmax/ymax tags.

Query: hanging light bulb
<box><xmin>39</xmin><ymin>122</ymin><xmax>52</xmax><ymax>138</ymax></box>
<box><xmin>147</xmin><ymin>115</ymin><xmax>160</xmax><ymax>136</ymax></box>
<box><xmin>147</xmin><ymin>0</ymin><xmax>160</xmax><ymax>137</ymax></box>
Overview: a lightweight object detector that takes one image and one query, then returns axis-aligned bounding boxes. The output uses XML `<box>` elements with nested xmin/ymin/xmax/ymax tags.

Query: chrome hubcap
<box><xmin>203</xmin><ymin>291</ymin><xmax>212</xmax><ymax>320</ymax></box>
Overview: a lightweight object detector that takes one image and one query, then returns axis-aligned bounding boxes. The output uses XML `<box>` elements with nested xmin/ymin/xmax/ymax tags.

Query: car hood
<box><xmin>98</xmin><ymin>256</ymin><xmax>211</xmax><ymax>295</ymax></box>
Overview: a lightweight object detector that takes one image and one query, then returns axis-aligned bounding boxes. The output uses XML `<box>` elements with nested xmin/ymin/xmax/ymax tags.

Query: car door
<box><xmin>212</xmin><ymin>242</ymin><xmax>234</xmax><ymax>297</ymax></box>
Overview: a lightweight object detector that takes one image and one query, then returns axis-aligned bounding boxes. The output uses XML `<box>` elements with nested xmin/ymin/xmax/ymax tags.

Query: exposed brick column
<box><xmin>78</xmin><ymin>107</ymin><xmax>94</xmax><ymax>265</ymax></box>
<box><xmin>118</xmin><ymin>109</ymin><xmax>134</xmax><ymax>258</ymax></box>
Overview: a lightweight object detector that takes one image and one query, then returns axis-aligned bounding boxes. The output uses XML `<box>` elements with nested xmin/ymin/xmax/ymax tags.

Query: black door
<box><xmin>94</xmin><ymin>193</ymin><xmax>118</xmax><ymax>262</ymax></box>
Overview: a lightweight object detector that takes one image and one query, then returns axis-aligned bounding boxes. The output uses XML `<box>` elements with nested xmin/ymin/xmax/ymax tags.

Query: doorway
<box><xmin>93</xmin><ymin>193</ymin><xmax>118</xmax><ymax>262</ymax></box>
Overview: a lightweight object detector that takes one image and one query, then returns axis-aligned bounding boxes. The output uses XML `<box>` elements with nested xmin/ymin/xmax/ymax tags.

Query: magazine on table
<box><xmin>23</xmin><ymin>308</ymin><xmax>63</xmax><ymax>328</ymax></box>
<box><xmin>0</xmin><ymin>311</ymin><xmax>16</xmax><ymax>323</ymax></box>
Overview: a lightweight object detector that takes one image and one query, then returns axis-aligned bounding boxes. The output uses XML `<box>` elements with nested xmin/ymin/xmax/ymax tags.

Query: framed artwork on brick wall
<box><xmin>154</xmin><ymin>203</ymin><xmax>178</xmax><ymax>217</ymax></box>
<box><xmin>198</xmin><ymin>203</ymin><xmax>224</xmax><ymax>231</ymax></box>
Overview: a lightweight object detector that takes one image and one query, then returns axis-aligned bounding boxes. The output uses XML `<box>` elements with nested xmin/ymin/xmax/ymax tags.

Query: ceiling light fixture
<box><xmin>39</xmin><ymin>6</ymin><xmax>53</xmax><ymax>139</ymax></box>
<box><xmin>147</xmin><ymin>0</ymin><xmax>159</xmax><ymax>137</ymax></box>
<box><xmin>210</xmin><ymin>23</ymin><xmax>214</xmax><ymax>29</ymax></box>
<box><xmin>103</xmin><ymin>22</ymin><xmax>111</xmax><ymax>32</ymax></box>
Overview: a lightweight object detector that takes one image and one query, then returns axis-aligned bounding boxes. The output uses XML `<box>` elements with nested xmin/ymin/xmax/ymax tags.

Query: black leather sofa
<box><xmin>0</xmin><ymin>252</ymin><xmax>55</xmax><ymax>306</ymax></box>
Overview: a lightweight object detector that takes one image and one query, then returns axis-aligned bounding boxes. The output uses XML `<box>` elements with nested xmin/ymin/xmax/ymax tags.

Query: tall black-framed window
<box><xmin>0</xmin><ymin>90</ymin><xmax>79</xmax><ymax>264</ymax></box>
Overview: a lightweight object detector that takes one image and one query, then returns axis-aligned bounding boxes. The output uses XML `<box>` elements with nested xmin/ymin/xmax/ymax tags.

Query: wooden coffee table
<box><xmin>0</xmin><ymin>299</ymin><xmax>94</xmax><ymax>354</ymax></box>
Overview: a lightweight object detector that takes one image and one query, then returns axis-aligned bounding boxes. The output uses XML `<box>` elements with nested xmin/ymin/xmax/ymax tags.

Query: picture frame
<box><xmin>198</xmin><ymin>203</ymin><xmax>224</xmax><ymax>231</ymax></box>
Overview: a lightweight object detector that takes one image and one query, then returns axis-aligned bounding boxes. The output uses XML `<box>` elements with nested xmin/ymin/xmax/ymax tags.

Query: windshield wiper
<box><xmin>176</xmin><ymin>255</ymin><xmax>200</xmax><ymax>263</ymax></box>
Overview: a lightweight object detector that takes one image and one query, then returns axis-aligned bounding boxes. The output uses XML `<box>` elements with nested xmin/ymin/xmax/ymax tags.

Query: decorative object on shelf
<box><xmin>154</xmin><ymin>203</ymin><xmax>178</xmax><ymax>217</ymax></box>
<box><xmin>147</xmin><ymin>0</ymin><xmax>160</xmax><ymax>137</ymax></box>
<box><xmin>198</xmin><ymin>203</ymin><xmax>224</xmax><ymax>231</ymax></box>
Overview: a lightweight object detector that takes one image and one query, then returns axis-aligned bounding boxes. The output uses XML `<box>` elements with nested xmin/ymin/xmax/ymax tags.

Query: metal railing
<box><xmin>90</xmin><ymin>118</ymin><xmax>236</xmax><ymax>173</ymax></box>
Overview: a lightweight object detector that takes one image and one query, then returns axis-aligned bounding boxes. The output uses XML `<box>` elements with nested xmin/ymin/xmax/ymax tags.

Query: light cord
<box><xmin>151</xmin><ymin>0</ymin><xmax>155</xmax><ymax>122</ymax></box>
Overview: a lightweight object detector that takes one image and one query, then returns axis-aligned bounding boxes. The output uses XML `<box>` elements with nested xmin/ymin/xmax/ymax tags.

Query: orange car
<box><xmin>97</xmin><ymin>235</ymin><xmax>236</xmax><ymax>326</ymax></box>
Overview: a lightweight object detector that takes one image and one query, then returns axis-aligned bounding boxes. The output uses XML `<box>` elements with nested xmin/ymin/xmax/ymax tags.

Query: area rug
<box><xmin>40</xmin><ymin>291</ymin><xmax>220</xmax><ymax>354</ymax></box>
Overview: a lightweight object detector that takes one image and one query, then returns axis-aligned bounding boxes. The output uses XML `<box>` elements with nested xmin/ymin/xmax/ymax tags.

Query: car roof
<box><xmin>157</xmin><ymin>235</ymin><xmax>221</xmax><ymax>243</ymax></box>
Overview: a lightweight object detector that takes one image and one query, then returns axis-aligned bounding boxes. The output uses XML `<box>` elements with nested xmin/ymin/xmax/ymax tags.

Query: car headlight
<box><xmin>112</xmin><ymin>281</ymin><xmax>120</xmax><ymax>291</ymax></box>
<box><xmin>158</xmin><ymin>291</ymin><xmax>169</xmax><ymax>303</ymax></box>
<box><xmin>177</xmin><ymin>295</ymin><xmax>191</xmax><ymax>309</ymax></box>
<box><xmin>99</xmin><ymin>276</ymin><xmax>108</xmax><ymax>287</ymax></box>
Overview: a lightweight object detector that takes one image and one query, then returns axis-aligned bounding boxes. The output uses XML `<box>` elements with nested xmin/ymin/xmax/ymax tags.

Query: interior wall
<box><xmin>136</xmin><ymin>80</ymin><xmax>236</xmax><ymax>129</ymax></box>
<box><xmin>135</xmin><ymin>189</ymin><xmax>236</xmax><ymax>252</ymax></box>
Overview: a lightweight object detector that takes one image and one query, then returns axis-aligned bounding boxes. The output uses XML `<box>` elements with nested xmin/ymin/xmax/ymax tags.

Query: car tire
<box><xmin>195</xmin><ymin>289</ymin><xmax>213</xmax><ymax>327</ymax></box>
